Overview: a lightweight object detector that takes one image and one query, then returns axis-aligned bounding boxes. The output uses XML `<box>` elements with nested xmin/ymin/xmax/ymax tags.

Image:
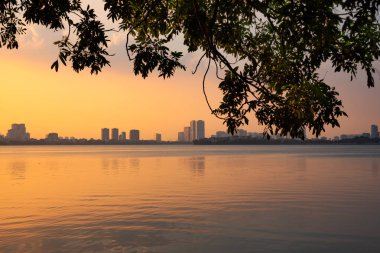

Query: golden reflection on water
<box><xmin>1</xmin><ymin>146</ymin><xmax>380</xmax><ymax>253</ymax></box>
<box><xmin>7</xmin><ymin>160</ymin><xmax>27</xmax><ymax>180</ymax></box>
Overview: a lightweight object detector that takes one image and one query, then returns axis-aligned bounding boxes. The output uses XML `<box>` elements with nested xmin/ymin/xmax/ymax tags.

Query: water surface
<box><xmin>1</xmin><ymin>145</ymin><xmax>380</xmax><ymax>253</ymax></box>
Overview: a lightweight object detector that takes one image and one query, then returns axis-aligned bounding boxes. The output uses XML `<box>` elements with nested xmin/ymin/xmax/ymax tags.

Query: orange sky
<box><xmin>0</xmin><ymin>22</ymin><xmax>379</xmax><ymax>141</ymax></box>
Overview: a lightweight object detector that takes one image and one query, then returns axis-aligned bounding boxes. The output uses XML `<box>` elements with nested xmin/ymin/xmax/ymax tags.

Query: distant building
<box><xmin>237</xmin><ymin>129</ymin><xmax>248</xmax><ymax>137</ymax></box>
<box><xmin>46</xmin><ymin>133</ymin><xmax>59</xmax><ymax>142</ymax></box>
<box><xmin>361</xmin><ymin>133</ymin><xmax>370</xmax><ymax>138</ymax></box>
<box><xmin>371</xmin><ymin>124</ymin><xmax>378</xmax><ymax>138</ymax></box>
<box><xmin>248</xmin><ymin>132</ymin><xmax>262</xmax><ymax>138</ymax></box>
<box><xmin>216</xmin><ymin>131</ymin><xmax>229</xmax><ymax>138</ymax></box>
<box><xmin>341</xmin><ymin>134</ymin><xmax>361</xmax><ymax>140</ymax></box>
<box><xmin>120</xmin><ymin>131</ymin><xmax>126</xmax><ymax>141</ymax></box>
<box><xmin>130</xmin><ymin>129</ymin><xmax>140</xmax><ymax>141</ymax></box>
<box><xmin>6</xmin><ymin>124</ymin><xmax>30</xmax><ymax>141</ymax></box>
<box><xmin>196</xmin><ymin>120</ymin><xmax>205</xmax><ymax>139</ymax></box>
<box><xmin>156</xmin><ymin>133</ymin><xmax>162</xmax><ymax>142</ymax></box>
<box><xmin>101</xmin><ymin>128</ymin><xmax>109</xmax><ymax>142</ymax></box>
<box><xmin>178</xmin><ymin>132</ymin><xmax>185</xmax><ymax>142</ymax></box>
<box><xmin>184</xmin><ymin>127</ymin><xmax>191</xmax><ymax>142</ymax></box>
<box><xmin>190</xmin><ymin>120</ymin><xmax>197</xmax><ymax>141</ymax></box>
<box><xmin>111</xmin><ymin>128</ymin><xmax>119</xmax><ymax>141</ymax></box>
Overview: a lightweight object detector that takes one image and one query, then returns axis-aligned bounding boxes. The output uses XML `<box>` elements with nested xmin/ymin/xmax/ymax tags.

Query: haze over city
<box><xmin>0</xmin><ymin>4</ymin><xmax>379</xmax><ymax>140</ymax></box>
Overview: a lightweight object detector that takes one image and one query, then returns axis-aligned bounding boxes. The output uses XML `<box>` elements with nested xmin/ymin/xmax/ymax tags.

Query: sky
<box><xmin>0</xmin><ymin>6</ymin><xmax>380</xmax><ymax>141</ymax></box>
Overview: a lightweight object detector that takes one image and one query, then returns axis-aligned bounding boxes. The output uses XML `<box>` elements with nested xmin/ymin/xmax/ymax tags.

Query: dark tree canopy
<box><xmin>1</xmin><ymin>0</ymin><xmax>380</xmax><ymax>139</ymax></box>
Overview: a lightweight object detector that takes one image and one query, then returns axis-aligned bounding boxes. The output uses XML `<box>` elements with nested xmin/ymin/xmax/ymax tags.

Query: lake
<box><xmin>1</xmin><ymin>145</ymin><xmax>380</xmax><ymax>253</ymax></box>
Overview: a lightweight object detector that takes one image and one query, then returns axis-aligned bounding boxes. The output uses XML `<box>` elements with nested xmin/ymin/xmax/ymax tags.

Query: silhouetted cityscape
<box><xmin>1</xmin><ymin>122</ymin><xmax>380</xmax><ymax>145</ymax></box>
<box><xmin>177</xmin><ymin>120</ymin><xmax>205</xmax><ymax>142</ymax></box>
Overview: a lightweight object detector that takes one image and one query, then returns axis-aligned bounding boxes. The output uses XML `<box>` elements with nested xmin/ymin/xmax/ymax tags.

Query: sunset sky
<box><xmin>1</xmin><ymin>7</ymin><xmax>380</xmax><ymax>141</ymax></box>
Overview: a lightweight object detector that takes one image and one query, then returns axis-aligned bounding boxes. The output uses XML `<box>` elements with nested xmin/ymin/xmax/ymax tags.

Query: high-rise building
<box><xmin>101</xmin><ymin>128</ymin><xmax>110</xmax><ymax>142</ymax></box>
<box><xmin>196</xmin><ymin>120</ymin><xmax>205</xmax><ymax>139</ymax></box>
<box><xmin>6</xmin><ymin>124</ymin><xmax>30</xmax><ymax>141</ymax></box>
<box><xmin>371</xmin><ymin>124</ymin><xmax>378</xmax><ymax>138</ymax></box>
<box><xmin>184</xmin><ymin>127</ymin><xmax>191</xmax><ymax>142</ymax></box>
<box><xmin>178</xmin><ymin>132</ymin><xmax>185</xmax><ymax>142</ymax></box>
<box><xmin>120</xmin><ymin>132</ymin><xmax>126</xmax><ymax>141</ymax></box>
<box><xmin>130</xmin><ymin>129</ymin><xmax>140</xmax><ymax>141</ymax></box>
<box><xmin>111</xmin><ymin>128</ymin><xmax>119</xmax><ymax>141</ymax></box>
<box><xmin>156</xmin><ymin>133</ymin><xmax>162</xmax><ymax>142</ymax></box>
<box><xmin>190</xmin><ymin>120</ymin><xmax>197</xmax><ymax>141</ymax></box>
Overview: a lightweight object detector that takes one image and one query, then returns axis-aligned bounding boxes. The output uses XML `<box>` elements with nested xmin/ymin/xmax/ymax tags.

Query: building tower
<box><xmin>130</xmin><ymin>129</ymin><xmax>140</xmax><ymax>141</ymax></box>
<box><xmin>120</xmin><ymin>132</ymin><xmax>126</xmax><ymax>141</ymax></box>
<box><xmin>178</xmin><ymin>132</ymin><xmax>185</xmax><ymax>142</ymax></box>
<box><xmin>371</xmin><ymin>124</ymin><xmax>378</xmax><ymax>139</ymax></box>
<box><xmin>190</xmin><ymin>120</ymin><xmax>197</xmax><ymax>141</ymax></box>
<box><xmin>237</xmin><ymin>129</ymin><xmax>247</xmax><ymax>137</ymax></box>
<box><xmin>184</xmin><ymin>127</ymin><xmax>191</xmax><ymax>142</ymax></box>
<box><xmin>101</xmin><ymin>128</ymin><xmax>110</xmax><ymax>142</ymax></box>
<box><xmin>46</xmin><ymin>133</ymin><xmax>59</xmax><ymax>142</ymax></box>
<box><xmin>6</xmin><ymin>124</ymin><xmax>30</xmax><ymax>141</ymax></box>
<box><xmin>111</xmin><ymin>128</ymin><xmax>119</xmax><ymax>141</ymax></box>
<box><xmin>156</xmin><ymin>133</ymin><xmax>162</xmax><ymax>142</ymax></box>
<box><xmin>196</xmin><ymin>120</ymin><xmax>205</xmax><ymax>139</ymax></box>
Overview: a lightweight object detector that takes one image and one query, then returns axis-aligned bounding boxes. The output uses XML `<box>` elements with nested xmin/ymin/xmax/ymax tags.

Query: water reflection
<box><xmin>101</xmin><ymin>157</ymin><xmax>127</xmax><ymax>174</ymax></box>
<box><xmin>129</xmin><ymin>158</ymin><xmax>140</xmax><ymax>170</ymax></box>
<box><xmin>181</xmin><ymin>156</ymin><xmax>205</xmax><ymax>176</ymax></box>
<box><xmin>283</xmin><ymin>157</ymin><xmax>307</xmax><ymax>181</ymax></box>
<box><xmin>101</xmin><ymin>157</ymin><xmax>141</xmax><ymax>175</ymax></box>
<box><xmin>101</xmin><ymin>158</ymin><xmax>110</xmax><ymax>171</ymax></box>
<box><xmin>1</xmin><ymin>146</ymin><xmax>380</xmax><ymax>253</ymax></box>
<box><xmin>7</xmin><ymin>160</ymin><xmax>26</xmax><ymax>180</ymax></box>
<box><xmin>372</xmin><ymin>159</ymin><xmax>379</xmax><ymax>177</ymax></box>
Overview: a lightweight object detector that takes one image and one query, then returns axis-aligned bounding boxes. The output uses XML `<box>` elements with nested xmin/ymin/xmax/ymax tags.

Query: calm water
<box><xmin>1</xmin><ymin>145</ymin><xmax>380</xmax><ymax>253</ymax></box>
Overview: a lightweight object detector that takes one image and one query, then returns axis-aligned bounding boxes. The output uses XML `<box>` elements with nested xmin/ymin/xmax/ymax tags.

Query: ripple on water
<box><xmin>0</xmin><ymin>145</ymin><xmax>380</xmax><ymax>253</ymax></box>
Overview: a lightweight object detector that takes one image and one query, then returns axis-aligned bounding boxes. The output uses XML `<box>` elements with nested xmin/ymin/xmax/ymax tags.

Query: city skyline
<box><xmin>1</xmin><ymin>121</ymin><xmax>379</xmax><ymax>142</ymax></box>
<box><xmin>1</xmin><ymin>56</ymin><xmax>379</xmax><ymax>140</ymax></box>
<box><xmin>178</xmin><ymin>120</ymin><xmax>206</xmax><ymax>142</ymax></box>
<box><xmin>1</xmin><ymin>13</ymin><xmax>379</xmax><ymax>140</ymax></box>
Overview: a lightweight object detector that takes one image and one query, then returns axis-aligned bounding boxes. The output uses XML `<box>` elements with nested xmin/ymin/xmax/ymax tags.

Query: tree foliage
<box><xmin>1</xmin><ymin>0</ymin><xmax>380</xmax><ymax>138</ymax></box>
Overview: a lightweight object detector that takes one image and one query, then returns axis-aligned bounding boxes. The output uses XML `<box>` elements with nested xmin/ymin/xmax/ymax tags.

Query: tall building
<box><xmin>184</xmin><ymin>127</ymin><xmax>191</xmax><ymax>142</ymax></box>
<box><xmin>111</xmin><ymin>128</ymin><xmax>119</xmax><ymax>141</ymax></box>
<box><xmin>130</xmin><ymin>129</ymin><xmax>140</xmax><ymax>141</ymax></box>
<box><xmin>190</xmin><ymin>120</ymin><xmax>197</xmax><ymax>141</ymax></box>
<box><xmin>196</xmin><ymin>120</ymin><xmax>205</xmax><ymax>139</ymax></box>
<box><xmin>119</xmin><ymin>131</ymin><xmax>126</xmax><ymax>141</ymax></box>
<box><xmin>371</xmin><ymin>124</ymin><xmax>378</xmax><ymax>138</ymax></box>
<box><xmin>178</xmin><ymin>132</ymin><xmax>185</xmax><ymax>142</ymax></box>
<box><xmin>6</xmin><ymin>124</ymin><xmax>30</xmax><ymax>141</ymax></box>
<box><xmin>101</xmin><ymin>128</ymin><xmax>109</xmax><ymax>142</ymax></box>
<box><xmin>156</xmin><ymin>133</ymin><xmax>162</xmax><ymax>142</ymax></box>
